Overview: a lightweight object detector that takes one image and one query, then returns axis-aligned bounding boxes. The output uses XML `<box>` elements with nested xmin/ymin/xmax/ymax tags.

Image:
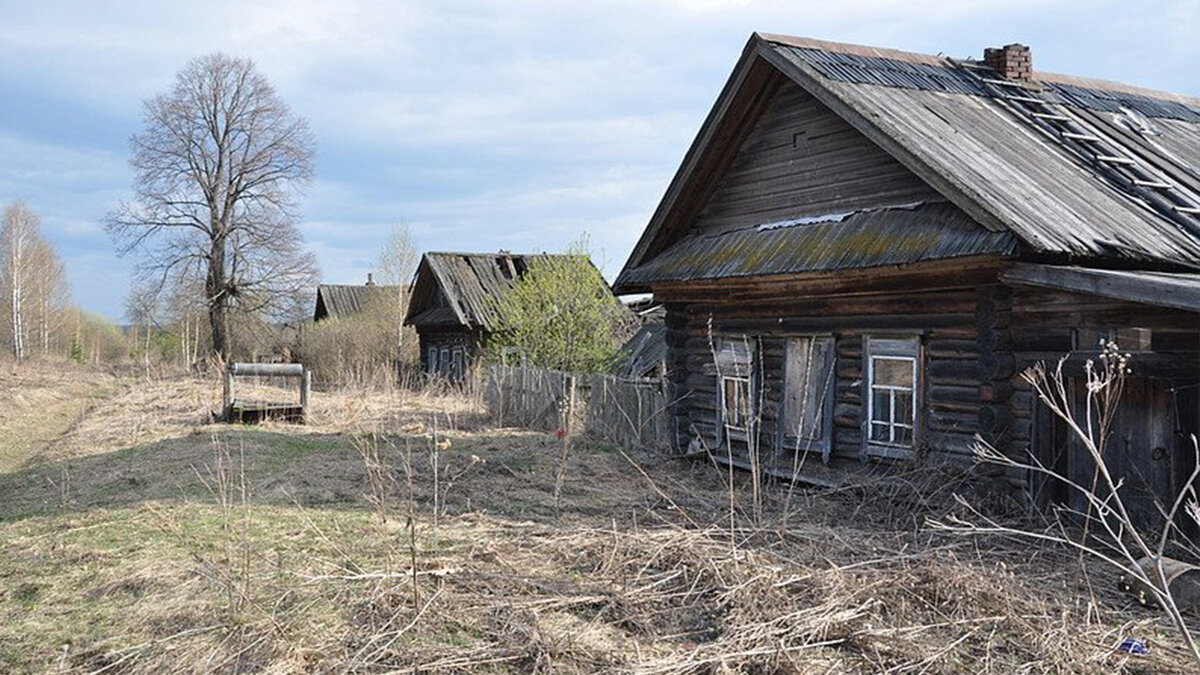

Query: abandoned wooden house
<box><xmin>313</xmin><ymin>273</ymin><xmax>399</xmax><ymax>322</ymax></box>
<box><xmin>612</xmin><ymin>33</ymin><xmax>1200</xmax><ymax>519</ymax></box>
<box><xmin>404</xmin><ymin>251</ymin><xmax>608</xmax><ymax>378</ymax></box>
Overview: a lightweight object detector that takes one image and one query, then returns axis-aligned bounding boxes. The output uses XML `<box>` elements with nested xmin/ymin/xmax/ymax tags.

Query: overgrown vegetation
<box><xmin>487</xmin><ymin>245</ymin><xmax>634</xmax><ymax>373</ymax></box>
<box><xmin>299</xmin><ymin>298</ymin><xmax>414</xmax><ymax>388</ymax></box>
<box><xmin>0</xmin><ymin>363</ymin><xmax>1195</xmax><ymax>672</ymax></box>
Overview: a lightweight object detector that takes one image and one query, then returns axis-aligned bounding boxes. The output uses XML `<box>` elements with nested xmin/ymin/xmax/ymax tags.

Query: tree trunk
<box><xmin>207</xmin><ymin>239</ymin><xmax>231</xmax><ymax>362</ymax></box>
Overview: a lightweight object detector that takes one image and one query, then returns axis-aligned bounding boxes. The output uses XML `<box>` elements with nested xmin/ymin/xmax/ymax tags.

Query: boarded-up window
<box><xmin>716</xmin><ymin>339</ymin><xmax>755</xmax><ymax>441</ymax></box>
<box><xmin>448</xmin><ymin>346</ymin><xmax>466</xmax><ymax>380</ymax></box>
<box><xmin>781</xmin><ymin>336</ymin><xmax>835</xmax><ymax>454</ymax></box>
<box><xmin>864</xmin><ymin>336</ymin><xmax>921</xmax><ymax>458</ymax></box>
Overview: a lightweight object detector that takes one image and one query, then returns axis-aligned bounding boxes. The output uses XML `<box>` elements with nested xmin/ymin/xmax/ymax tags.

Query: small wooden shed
<box><xmin>613</xmin><ymin>33</ymin><xmax>1200</xmax><ymax>525</ymax></box>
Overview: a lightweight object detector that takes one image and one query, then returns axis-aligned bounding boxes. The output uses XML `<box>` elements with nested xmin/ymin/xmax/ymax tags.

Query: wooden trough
<box><xmin>223</xmin><ymin>363</ymin><xmax>311</xmax><ymax>424</ymax></box>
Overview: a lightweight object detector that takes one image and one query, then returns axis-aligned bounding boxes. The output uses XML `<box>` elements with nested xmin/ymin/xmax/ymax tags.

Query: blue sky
<box><xmin>1</xmin><ymin>0</ymin><xmax>1197</xmax><ymax>320</ymax></box>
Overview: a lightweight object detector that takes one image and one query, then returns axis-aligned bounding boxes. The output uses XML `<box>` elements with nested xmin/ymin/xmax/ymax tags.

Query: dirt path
<box><xmin>0</xmin><ymin>363</ymin><xmax>122</xmax><ymax>472</ymax></box>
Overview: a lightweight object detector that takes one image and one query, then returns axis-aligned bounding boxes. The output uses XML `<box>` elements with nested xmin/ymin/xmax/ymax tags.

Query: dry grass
<box><xmin>0</xmin><ymin>367</ymin><xmax>1195</xmax><ymax>673</ymax></box>
<box><xmin>0</xmin><ymin>360</ymin><xmax>120</xmax><ymax>472</ymax></box>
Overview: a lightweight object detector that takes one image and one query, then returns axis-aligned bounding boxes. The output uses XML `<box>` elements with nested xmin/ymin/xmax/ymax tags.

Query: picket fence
<box><xmin>484</xmin><ymin>365</ymin><xmax>673</xmax><ymax>452</ymax></box>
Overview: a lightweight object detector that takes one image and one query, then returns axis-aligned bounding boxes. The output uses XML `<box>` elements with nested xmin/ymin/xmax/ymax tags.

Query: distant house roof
<box><xmin>313</xmin><ymin>279</ymin><xmax>399</xmax><ymax>321</ymax></box>
<box><xmin>404</xmin><ymin>252</ymin><xmax>595</xmax><ymax>330</ymax></box>
<box><xmin>615</xmin><ymin>33</ymin><xmax>1200</xmax><ymax>293</ymax></box>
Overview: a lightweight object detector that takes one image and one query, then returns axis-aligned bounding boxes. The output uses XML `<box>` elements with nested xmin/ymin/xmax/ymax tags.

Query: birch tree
<box><xmin>0</xmin><ymin>202</ymin><xmax>40</xmax><ymax>360</ymax></box>
<box><xmin>28</xmin><ymin>238</ymin><xmax>69</xmax><ymax>355</ymax></box>
<box><xmin>376</xmin><ymin>224</ymin><xmax>419</xmax><ymax>360</ymax></box>
<box><xmin>106</xmin><ymin>53</ymin><xmax>318</xmax><ymax>361</ymax></box>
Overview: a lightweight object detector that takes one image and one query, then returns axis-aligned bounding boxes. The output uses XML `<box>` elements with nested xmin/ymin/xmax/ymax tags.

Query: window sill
<box><xmin>864</xmin><ymin>444</ymin><xmax>913</xmax><ymax>461</ymax></box>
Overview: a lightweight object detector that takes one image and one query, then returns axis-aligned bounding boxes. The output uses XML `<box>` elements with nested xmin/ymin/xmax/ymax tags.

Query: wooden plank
<box><xmin>1003</xmin><ymin>263</ymin><xmax>1200</xmax><ymax>312</ymax></box>
<box><xmin>231</xmin><ymin>363</ymin><xmax>304</xmax><ymax>377</ymax></box>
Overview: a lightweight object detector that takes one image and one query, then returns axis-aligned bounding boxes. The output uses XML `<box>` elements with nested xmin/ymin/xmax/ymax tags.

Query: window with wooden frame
<box><xmin>715</xmin><ymin>339</ymin><xmax>755</xmax><ymax>442</ymax></box>
<box><xmin>427</xmin><ymin>347</ymin><xmax>439</xmax><ymax>373</ymax></box>
<box><xmin>781</xmin><ymin>336</ymin><xmax>835</xmax><ymax>457</ymax></box>
<box><xmin>451</xmin><ymin>347</ymin><xmax>466</xmax><ymax>380</ymax></box>
<box><xmin>864</xmin><ymin>336</ymin><xmax>921</xmax><ymax>458</ymax></box>
<box><xmin>439</xmin><ymin>348</ymin><xmax>451</xmax><ymax>376</ymax></box>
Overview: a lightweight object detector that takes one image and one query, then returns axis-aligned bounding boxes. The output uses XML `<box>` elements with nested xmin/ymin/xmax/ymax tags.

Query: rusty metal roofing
<box><xmin>314</xmin><ymin>284</ymin><xmax>399</xmax><ymax>321</ymax></box>
<box><xmin>620</xmin><ymin>201</ymin><xmax>1016</xmax><ymax>286</ymax></box>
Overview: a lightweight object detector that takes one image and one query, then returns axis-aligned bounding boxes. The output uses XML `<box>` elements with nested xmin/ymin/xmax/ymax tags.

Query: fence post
<box><xmin>566</xmin><ymin>374</ymin><xmax>576</xmax><ymax>435</ymax></box>
<box><xmin>222</xmin><ymin>366</ymin><xmax>234</xmax><ymax>420</ymax></box>
<box><xmin>300</xmin><ymin>369</ymin><xmax>311</xmax><ymax>422</ymax></box>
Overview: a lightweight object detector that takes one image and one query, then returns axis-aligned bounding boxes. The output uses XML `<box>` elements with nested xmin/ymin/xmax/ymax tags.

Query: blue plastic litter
<box><xmin>1118</xmin><ymin>638</ymin><xmax>1150</xmax><ymax>655</ymax></box>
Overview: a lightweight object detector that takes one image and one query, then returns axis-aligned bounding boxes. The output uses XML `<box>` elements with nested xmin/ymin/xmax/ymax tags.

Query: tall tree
<box><xmin>376</xmin><ymin>224</ymin><xmax>419</xmax><ymax>359</ymax></box>
<box><xmin>0</xmin><ymin>202</ymin><xmax>41</xmax><ymax>360</ymax></box>
<box><xmin>107</xmin><ymin>53</ymin><xmax>318</xmax><ymax>361</ymax></box>
<box><xmin>28</xmin><ymin>238</ymin><xmax>70</xmax><ymax>356</ymax></box>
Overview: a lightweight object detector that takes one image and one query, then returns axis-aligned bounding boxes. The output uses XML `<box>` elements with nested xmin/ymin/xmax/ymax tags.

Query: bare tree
<box><xmin>376</xmin><ymin>224</ymin><xmax>419</xmax><ymax>359</ymax></box>
<box><xmin>107</xmin><ymin>53</ymin><xmax>318</xmax><ymax>361</ymax></box>
<box><xmin>28</xmin><ymin>238</ymin><xmax>70</xmax><ymax>356</ymax></box>
<box><xmin>0</xmin><ymin>202</ymin><xmax>42</xmax><ymax>360</ymax></box>
<box><xmin>125</xmin><ymin>280</ymin><xmax>162</xmax><ymax>370</ymax></box>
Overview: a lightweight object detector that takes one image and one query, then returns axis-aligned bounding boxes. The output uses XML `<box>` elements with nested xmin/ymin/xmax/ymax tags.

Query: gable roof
<box><xmin>615</xmin><ymin>33</ymin><xmax>1200</xmax><ymax>293</ymax></box>
<box><xmin>314</xmin><ymin>283</ymin><xmax>399</xmax><ymax>321</ymax></box>
<box><xmin>404</xmin><ymin>252</ymin><xmax>582</xmax><ymax>330</ymax></box>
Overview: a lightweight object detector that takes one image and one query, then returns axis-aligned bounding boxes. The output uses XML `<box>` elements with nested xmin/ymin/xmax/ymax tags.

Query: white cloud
<box><xmin>0</xmin><ymin>0</ymin><xmax>1196</xmax><ymax>317</ymax></box>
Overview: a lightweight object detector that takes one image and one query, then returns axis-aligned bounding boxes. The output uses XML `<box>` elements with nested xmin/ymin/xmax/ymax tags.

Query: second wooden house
<box><xmin>405</xmin><ymin>251</ymin><xmax>613</xmax><ymax>378</ymax></box>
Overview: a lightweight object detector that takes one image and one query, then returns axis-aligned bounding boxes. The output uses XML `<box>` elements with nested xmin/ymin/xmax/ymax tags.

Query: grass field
<box><xmin>0</xmin><ymin>361</ymin><xmax>1195</xmax><ymax>673</ymax></box>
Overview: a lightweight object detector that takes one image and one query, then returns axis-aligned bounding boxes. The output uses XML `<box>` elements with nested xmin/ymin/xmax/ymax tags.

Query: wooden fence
<box><xmin>484</xmin><ymin>365</ymin><xmax>673</xmax><ymax>452</ymax></box>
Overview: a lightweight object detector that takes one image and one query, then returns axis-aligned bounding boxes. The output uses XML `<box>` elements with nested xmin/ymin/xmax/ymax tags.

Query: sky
<box><xmin>1</xmin><ymin>0</ymin><xmax>1197</xmax><ymax>320</ymax></box>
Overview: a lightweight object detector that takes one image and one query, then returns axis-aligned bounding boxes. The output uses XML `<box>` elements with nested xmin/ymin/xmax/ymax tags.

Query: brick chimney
<box><xmin>365</xmin><ymin>272</ymin><xmax>375</xmax><ymax>286</ymax></box>
<box><xmin>983</xmin><ymin>43</ymin><xmax>1032</xmax><ymax>81</ymax></box>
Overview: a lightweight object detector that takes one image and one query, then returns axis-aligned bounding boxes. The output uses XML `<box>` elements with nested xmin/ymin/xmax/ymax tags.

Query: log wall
<box><xmin>662</xmin><ymin>278</ymin><xmax>998</xmax><ymax>466</ymax></box>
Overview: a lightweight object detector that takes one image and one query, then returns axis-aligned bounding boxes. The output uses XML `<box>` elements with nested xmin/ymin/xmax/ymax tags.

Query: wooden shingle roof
<box><xmin>404</xmin><ymin>252</ymin><xmax>578</xmax><ymax>330</ymax></box>
<box><xmin>616</xmin><ymin>33</ymin><xmax>1200</xmax><ymax>293</ymax></box>
<box><xmin>314</xmin><ymin>283</ymin><xmax>399</xmax><ymax>321</ymax></box>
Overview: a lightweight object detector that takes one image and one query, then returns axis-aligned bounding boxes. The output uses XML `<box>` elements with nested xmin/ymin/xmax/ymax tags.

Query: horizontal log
<box><xmin>926</xmin><ymin>338</ymin><xmax>981</xmax><ymax>359</ymax></box>
<box><xmin>929</xmin><ymin>409</ymin><xmax>979</xmax><ymax>433</ymax></box>
<box><xmin>930</xmin><ymin>384</ymin><xmax>982</xmax><ymax>408</ymax></box>
<box><xmin>231</xmin><ymin>363</ymin><xmax>305</xmax><ymax>377</ymax></box>
<box><xmin>927</xmin><ymin>359</ymin><xmax>982</xmax><ymax>385</ymax></box>
<box><xmin>926</xmin><ymin>431</ymin><xmax>980</xmax><ymax>455</ymax></box>
<box><xmin>834</xmin><ymin>402</ymin><xmax>861</xmax><ymax>428</ymax></box>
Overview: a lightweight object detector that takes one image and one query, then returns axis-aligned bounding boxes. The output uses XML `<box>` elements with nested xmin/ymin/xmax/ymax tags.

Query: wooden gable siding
<box><xmin>690</xmin><ymin>80</ymin><xmax>940</xmax><ymax>235</ymax></box>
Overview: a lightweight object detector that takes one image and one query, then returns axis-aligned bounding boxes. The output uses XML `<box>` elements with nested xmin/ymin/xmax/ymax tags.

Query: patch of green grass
<box><xmin>11</xmin><ymin>582</ymin><xmax>41</xmax><ymax>607</ymax></box>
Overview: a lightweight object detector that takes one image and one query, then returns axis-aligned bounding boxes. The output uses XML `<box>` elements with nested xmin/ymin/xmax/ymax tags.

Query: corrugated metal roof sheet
<box><xmin>620</xmin><ymin>201</ymin><xmax>1016</xmax><ymax>286</ymax></box>
<box><xmin>314</xmin><ymin>284</ymin><xmax>399</xmax><ymax>321</ymax></box>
